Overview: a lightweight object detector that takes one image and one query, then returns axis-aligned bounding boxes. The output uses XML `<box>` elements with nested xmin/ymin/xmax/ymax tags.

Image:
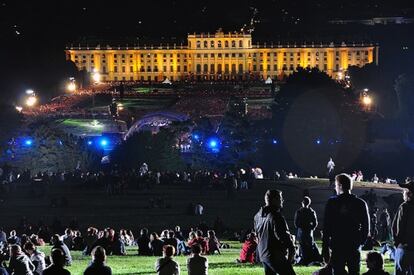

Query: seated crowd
<box><xmin>0</xmin><ymin>224</ymin><xmax>225</xmax><ymax>275</ymax></box>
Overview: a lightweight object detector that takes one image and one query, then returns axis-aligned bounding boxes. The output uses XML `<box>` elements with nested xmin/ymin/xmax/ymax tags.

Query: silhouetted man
<box><xmin>322</xmin><ymin>173</ymin><xmax>370</xmax><ymax>275</ymax></box>
<box><xmin>254</xmin><ymin>189</ymin><xmax>296</xmax><ymax>275</ymax></box>
<box><xmin>392</xmin><ymin>181</ymin><xmax>414</xmax><ymax>275</ymax></box>
<box><xmin>294</xmin><ymin>196</ymin><xmax>322</xmax><ymax>265</ymax></box>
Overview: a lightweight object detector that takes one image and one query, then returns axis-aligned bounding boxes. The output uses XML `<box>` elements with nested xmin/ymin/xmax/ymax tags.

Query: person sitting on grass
<box><xmin>43</xmin><ymin>248</ymin><xmax>71</xmax><ymax>275</ymax></box>
<box><xmin>0</xmin><ymin>254</ymin><xmax>9</xmax><ymax>275</ymax></box>
<box><xmin>206</xmin><ymin>230</ymin><xmax>220</xmax><ymax>255</ymax></box>
<box><xmin>237</xmin><ymin>232</ymin><xmax>258</xmax><ymax>264</ymax></box>
<box><xmin>362</xmin><ymin>251</ymin><xmax>390</xmax><ymax>275</ymax></box>
<box><xmin>136</xmin><ymin>228</ymin><xmax>151</xmax><ymax>256</ymax></box>
<box><xmin>188</xmin><ymin>230</ymin><xmax>207</xmax><ymax>254</ymax></box>
<box><xmin>187</xmin><ymin>244</ymin><xmax>208</xmax><ymax>275</ymax></box>
<box><xmin>8</xmin><ymin>244</ymin><xmax>35</xmax><ymax>275</ymax></box>
<box><xmin>83</xmin><ymin>246</ymin><xmax>112</xmax><ymax>275</ymax></box>
<box><xmin>51</xmin><ymin>235</ymin><xmax>72</xmax><ymax>266</ymax></box>
<box><xmin>110</xmin><ymin>233</ymin><xmax>126</xmax><ymax>256</ymax></box>
<box><xmin>149</xmin><ymin>233</ymin><xmax>165</xmax><ymax>257</ymax></box>
<box><xmin>163</xmin><ymin>232</ymin><xmax>178</xmax><ymax>255</ymax></box>
<box><xmin>23</xmin><ymin>242</ymin><xmax>46</xmax><ymax>275</ymax></box>
<box><xmin>155</xmin><ymin>245</ymin><xmax>180</xmax><ymax>275</ymax></box>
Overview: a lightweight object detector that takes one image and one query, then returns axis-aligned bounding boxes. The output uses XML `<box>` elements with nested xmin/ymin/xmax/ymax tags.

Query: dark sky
<box><xmin>0</xmin><ymin>0</ymin><xmax>412</xmax><ymax>101</ymax></box>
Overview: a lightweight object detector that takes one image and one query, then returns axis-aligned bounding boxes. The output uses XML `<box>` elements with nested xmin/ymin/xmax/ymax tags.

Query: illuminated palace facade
<box><xmin>66</xmin><ymin>31</ymin><xmax>378</xmax><ymax>82</ymax></box>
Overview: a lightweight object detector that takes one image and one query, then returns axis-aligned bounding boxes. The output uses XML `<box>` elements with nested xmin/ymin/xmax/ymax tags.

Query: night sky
<box><xmin>0</xmin><ymin>0</ymin><xmax>412</xmax><ymax>101</ymax></box>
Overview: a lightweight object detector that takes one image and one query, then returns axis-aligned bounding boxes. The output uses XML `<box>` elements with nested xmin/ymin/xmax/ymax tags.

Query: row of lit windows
<box><xmin>190</xmin><ymin>39</ymin><xmax>249</xmax><ymax>49</ymax></box>
<box><xmin>74</xmin><ymin>50</ymin><xmax>369</xmax><ymax>60</ymax></box>
<box><xmin>90</xmin><ymin>62</ymin><xmax>359</xmax><ymax>74</ymax></box>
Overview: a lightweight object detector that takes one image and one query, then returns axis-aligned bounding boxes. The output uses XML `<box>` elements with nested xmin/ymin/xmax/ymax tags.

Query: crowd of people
<box><xmin>0</xmin><ymin>222</ymin><xmax>224</xmax><ymax>275</ymax></box>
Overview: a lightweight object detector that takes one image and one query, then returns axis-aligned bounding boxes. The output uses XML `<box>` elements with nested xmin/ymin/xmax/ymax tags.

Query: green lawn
<box><xmin>37</xmin><ymin>243</ymin><xmax>395</xmax><ymax>275</ymax></box>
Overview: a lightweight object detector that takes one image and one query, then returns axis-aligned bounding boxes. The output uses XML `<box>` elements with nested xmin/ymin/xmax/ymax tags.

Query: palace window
<box><xmin>196</xmin><ymin>41</ymin><xmax>201</xmax><ymax>48</ymax></box>
<box><xmin>218</xmin><ymin>41</ymin><xmax>222</xmax><ymax>48</ymax></box>
<box><xmin>239</xmin><ymin>53</ymin><xmax>243</xmax><ymax>57</ymax></box>
<box><xmin>114</xmin><ymin>66</ymin><xmax>118</xmax><ymax>72</ymax></box>
<box><xmin>225</xmin><ymin>41</ymin><xmax>229</xmax><ymax>48</ymax></box>
<box><xmin>204</xmin><ymin>41</ymin><xmax>208</xmax><ymax>48</ymax></box>
<box><xmin>122</xmin><ymin>66</ymin><xmax>126</xmax><ymax>73</ymax></box>
<box><xmin>211</xmin><ymin>41</ymin><xmax>215</xmax><ymax>48</ymax></box>
<box><xmin>154</xmin><ymin>66</ymin><xmax>158</xmax><ymax>72</ymax></box>
<box><xmin>204</xmin><ymin>54</ymin><xmax>208</xmax><ymax>58</ymax></box>
<box><xmin>184</xmin><ymin>65</ymin><xmax>187</xmax><ymax>72</ymax></box>
<box><xmin>170</xmin><ymin>66</ymin><xmax>173</xmax><ymax>72</ymax></box>
<box><xmin>122</xmin><ymin>54</ymin><xmax>125</xmax><ymax>58</ymax></box>
<box><xmin>239</xmin><ymin>40</ymin><xmax>243</xmax><ymax>48</ymax></box>
<box><xmin>130</xmin><ymin>66</ymin><xmax>133</xmax><ymax>72</ymax></box>
<box><xmin>177</xmin><ymin>65</ymin><xmax>181</xmax><ymax>72</ymax></box>
<box><xmin>232</xmin><ymin>40</ymin><xmax>236</xmax><ymax>48</ymax></box>
<box><xmin>211</xmin><ymin>53</ymin><xmax>214</xmax><ymax>58</ymax></box>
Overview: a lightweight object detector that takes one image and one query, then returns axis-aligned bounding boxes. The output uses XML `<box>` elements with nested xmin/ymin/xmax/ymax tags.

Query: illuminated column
<box><xmin>341</xmin><ymin>49</ymin><xmax>348</xmax><ymax>70</ymax></box>
<box><xmin>277</xmin><ymin>51</ymin><xmax>284</xmax><ymax>76</ymax></box>
<box><xmin>327</xmin><ymin>49</ymin><xmax>334</xmax><ymax>76</ymax></box>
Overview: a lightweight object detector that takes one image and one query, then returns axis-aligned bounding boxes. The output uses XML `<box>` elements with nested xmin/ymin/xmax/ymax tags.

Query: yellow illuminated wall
<box><xmin>66</xmin><ymin>32</ymin><xmax>378</xmax><ymax>82</ymax></box>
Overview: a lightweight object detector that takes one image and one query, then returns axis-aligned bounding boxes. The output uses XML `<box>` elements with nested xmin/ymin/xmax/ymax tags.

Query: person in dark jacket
<box><xmin>8</xmin><ymin>244</ymin><xmax>35</xmax><ymax>275</ymax></box>
<box><xmin>322</xmin><ymin>173</ymin><xmax>370</xmax><ymax>275</ymax></box>
<box><xmin>363</xmin><ymin>251</ymin><xmax>390</xmax><ymax>275</ymax></box>
<box><xmin>83</xmin><ymin>246</ymin><xmax>112</xmax><ymax>275</ymax></box>
<box><xmin>149</xmin><ymin>233</ymin><xmax>164</xmax><ymax>256</ymax></box>
<box><xmin>392</xmin><ymin>181</ymin><xmax>414</xmax><ymax>275</ymax></box>
<box><xmin>254</xmin><ymin>189</ymin><xmax>296</xmax><ymax>275</ymax></box>
<box><xmin>110</xmin><ymin>233</ymin><xmax>126</xmax><ymax>256</ymax></box>
<box><xmin>0</xmin><ymin>255</ymin><xmax>9</xmax><ymax>275</ymax></box>
<box><xmin>43</xmin><ymin>248</ymin><xmax>71</xmax><ymax>275</ymax></box>
<box><xmin>137</xmin><ymin>228</ymin><xmax>151</xmax><ymax>256</ymax></box>
<box><xmin>51</xmin><ymin>235</ymin><xmax>72</xmax><ymax>266</ymax></box>
<box><xmin>294</xmin><ymin>196</ymin><xmax>322</xmax><ymax>265</ymax></box>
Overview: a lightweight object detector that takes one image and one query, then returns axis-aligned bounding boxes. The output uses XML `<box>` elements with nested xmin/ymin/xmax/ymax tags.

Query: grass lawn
<box><xmin>39</xmin><ymin>242</ymin><xmax>395</xmax><ymax>275</ymax></box>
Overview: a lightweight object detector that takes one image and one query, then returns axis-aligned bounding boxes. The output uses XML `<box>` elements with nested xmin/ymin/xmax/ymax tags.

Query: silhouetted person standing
<box><xmin>322</xmin><ymin>173</ymin><xmax>370</xmax><ymax>275</ymax></box>
<box><xmin>254</xmin><ymin>190</ymin><xmax>296</xmax><ymax>275</ymax></box>
<box><xmin>392</xmin><ymin>181</ymin><xmax>414</xmax><ymax>275</ymax></box>
<box><xmin>294</xmin><ymin>196</ymin><xmax>322</xmax><ymax>265</ymax></box>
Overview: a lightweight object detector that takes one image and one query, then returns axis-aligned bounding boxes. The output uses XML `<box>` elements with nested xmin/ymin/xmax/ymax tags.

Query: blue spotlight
<box><xmin>272</xmin><ymin>139</ymin><xmax>278</xmax><ymax>145</ymax></box>
<box><xmin>206</xmin><ymin>137</ymin><xmax>220</xmax><ymax>152</ymax></box>
<box><xmin>316</xmin><ymin>138</ymin><xmax>321</xmax><ymax>145</ymax></box>
<box><xmin>99</xmin><ymin>138</ymin><xmax>109</xmax><ymax>147</ymax></box>
<box><xmin>192</xmin><ymin>133</ymin><xmax>200</xmax><ymax>141</ymax></box>
<box><xmin>24</xmin><ymin>139</ymin><xmax>33</xmax><ymax>146</ymax></box>
<box><xmin>87</xmin><ymin>140</ymin><xmax>93</xmax><ymax>146</ymax></box>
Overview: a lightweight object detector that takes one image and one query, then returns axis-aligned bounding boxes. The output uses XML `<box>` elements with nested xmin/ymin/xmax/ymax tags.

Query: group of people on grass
<box><xmin>0</xmin><ymin>225</ymin><xmax>222</xmax><ymax>275</ymax></box>
<box><xmin>1</xmin><ymin>173</ymin><xmax>413</xmax><ymax>275</ymax></box>
<box><xmin>254</xmin><ymin>173</ymin><xmax>414</xmax><ymax>275</ymax></box>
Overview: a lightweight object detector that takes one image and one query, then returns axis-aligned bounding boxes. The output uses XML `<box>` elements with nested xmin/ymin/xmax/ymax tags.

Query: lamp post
<box><xmin>67</xmin><ymin>77</ymin><xmax>76</xmax><ymax>93</ymax></box>
<box><xmin>25</xmin><ymin>89</ymin><xmax>38</xmax><ymax>107</ymax></box>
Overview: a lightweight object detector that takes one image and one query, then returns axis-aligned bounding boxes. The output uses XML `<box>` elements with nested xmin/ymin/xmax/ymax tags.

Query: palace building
<box><xmin>65</xmin><ymin>31</ymin><xmax>378</xmax><ymax>82</ymax></box>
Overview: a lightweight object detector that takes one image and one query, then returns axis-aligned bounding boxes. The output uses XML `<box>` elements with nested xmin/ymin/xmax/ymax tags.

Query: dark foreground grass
<box><xmin>42</xmin><ymin>242</ymin><xmax>394</xmax><ymax>275</ymax></box>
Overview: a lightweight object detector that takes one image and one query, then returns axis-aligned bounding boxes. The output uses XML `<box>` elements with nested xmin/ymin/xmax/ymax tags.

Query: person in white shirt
<box><xmin>327</xmin><ymin>158</ymin><xmax>335</xmax><ymax>186</ymax></box>
<box><xmin>187</xmin><ymin>244</ymin><xmax>208</xmax><ymax>275</ymax></box>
